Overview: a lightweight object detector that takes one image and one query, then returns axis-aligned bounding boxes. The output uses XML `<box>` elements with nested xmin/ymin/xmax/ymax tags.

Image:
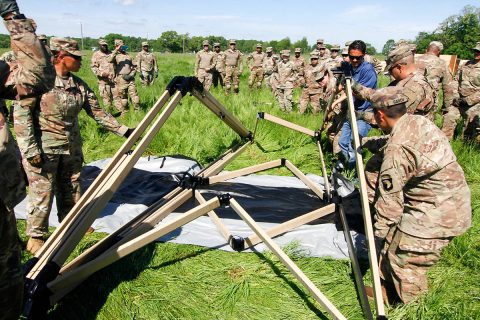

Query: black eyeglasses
<box><xmin>348</xmin><ymin>55</ymin><xmax>364</xmax><ymax>61</ymax></box>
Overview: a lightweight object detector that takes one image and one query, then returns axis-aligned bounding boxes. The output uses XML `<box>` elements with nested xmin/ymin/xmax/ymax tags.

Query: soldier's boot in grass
<box><xmin>234</xmin><ymin>87</ymin><xmax>239</xmax><ymax>94</ymax></box>
<box><xmin>26</xmin><ymin>237</ymin><xmax>45</xmax><ymax>255</ymax></box>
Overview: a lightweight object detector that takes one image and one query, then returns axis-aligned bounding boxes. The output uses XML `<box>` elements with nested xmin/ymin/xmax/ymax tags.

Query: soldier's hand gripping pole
<box><xmin>344</xmin><ymin>76</ymin><xmax>387</xmax><ymax>319</ymax></box>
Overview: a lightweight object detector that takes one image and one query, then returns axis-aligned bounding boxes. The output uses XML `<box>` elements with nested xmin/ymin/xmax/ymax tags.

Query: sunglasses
<box><xmin>349</xmin><ymin>55</ymin><xmax>364</xmax><ymax>61</ymax></box>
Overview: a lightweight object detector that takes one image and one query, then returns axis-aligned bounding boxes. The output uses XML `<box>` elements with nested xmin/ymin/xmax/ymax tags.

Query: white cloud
<box><xmin>193</xmin><ymin>15</ymin><xmax>238</xmax><ymax>21</ymax></box>
<box><xmin>113</xmin><ymin>0</ymin><xmax>137</xmax><ymax>6</ymax></box>
<box><xmin>338</xmin><ymin>4</ymin><xmax>387</xmax><ymax>17</ymax></box>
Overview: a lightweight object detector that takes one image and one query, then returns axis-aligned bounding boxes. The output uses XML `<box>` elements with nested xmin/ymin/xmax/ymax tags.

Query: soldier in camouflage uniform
<box><xmin>212</xmin><ymin>42</ymin><xmax>226</xmax><ymax>88</ymax></box>
<box><xmin>246</xmin><ymin>43</ymin><xmax>266</xmax><ymax>89</ymax></box>
<box><xmin>352</xmin><ymin>44</ymin><xmax>435</xmax><ymax>122</ymax></box>
<box><xmin>224</xmin><ymin>39</ymin><xmax>243</xmax><ymax>94</ymax></box>
<box><xmin>136</xmin><ymin>41</ymin><xmax>158</xmax><ymax>86</ymax></box>
<box><xmin>108</xmin><ymin>39</ymin><xmax>140</xmax><ymax>113</ymax></box>
<box><xmin>416</xmin><ymin>41</ymin><xmax>455</xmax><ymax>118</ymax></box>
<box><xmin>312</xmin><ymin>38</ymin><xmax>330</xmax><ymax>58</ymax></box>
<box><xmin>442</xmin><ymin>42</ymin><xmax>480</xmax><ymax>142</ymax></box>
<box><xmin>263</xmin><ymin>47</ymin><xmax>276</xmax><ymax>90</ymax></box>
<box><xmin>38</xmin><ymin>33</ymin><xmax>47</xmax><ymax>46</ymax></box>
<box><xmin>299</xmin><ymin>53</ymin><xmax>321</xmax><ymax>114</ymax></box>
<box><xmin>194</xmin><ymin>40</ymin><xmax>215</xmax><ymax>91</ymax></box>
<box><xmin>292</xmin><ymin>48</ymin><xmax>306</xmax><ymax>87</ymax></box>
<box><xmin>16</xmin><ymin>38</ymin><xmax>131</xmax><ymax>255</ymax></box>
<box><xmin>362</xmin><ymin>86</ymin><xmax>471</xmax><ymax>303</ymax></box>
<box><xmin>91</xmin><ymin>39</ymin><xmax>115</xmax><ymax>108</ymax></box>
<box><xmin>273</xmin><ymin>50</ymin><xmax>297</xmax><ymax>112</ymax></box>
<box><xmin>0</xmin><ymin>2</ymin><xmax>56</xmax><ymax>318</ymax></box>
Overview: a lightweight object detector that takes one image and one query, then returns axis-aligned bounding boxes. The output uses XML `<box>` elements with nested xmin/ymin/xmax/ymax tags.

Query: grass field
<box><xmin>15</xmin><ymin>51</ymin><xmax>480</xmax><ymax>319</ymax></box>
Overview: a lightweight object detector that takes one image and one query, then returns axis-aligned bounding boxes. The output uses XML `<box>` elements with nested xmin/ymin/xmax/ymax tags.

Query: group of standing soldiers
<box><xmin>91</xmin><ymin>39</ymin><xmax>158</xmax><ymax>115</ymax></box>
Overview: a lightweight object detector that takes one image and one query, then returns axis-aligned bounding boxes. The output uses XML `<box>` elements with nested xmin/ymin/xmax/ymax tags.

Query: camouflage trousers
<box><xmin>248</xmin><ymin>67</ymin><xmax>264</xmax><ymax>89</ymax></box>
<box><xmin>264</xmin><ymin>75</ymin><xmax>272</xmax><ymax>90</ymax></box>
<box><xmin>299</xmin><ymin>91</ymin><xmax>321</xmax><ymax>114</ymax></box>
<box><xmin>140</xmin><ymin>70</ymin><xmax>155</xmax><ymax>86</ymax></box>
<box><xmin>324</xmin><ymin>104</ymin><xmax>346</xmax><ymax>155</ymax></box>
<box><xmin>294</xmin><ymin>74</ymin><xmax>305</xmax><ymax>88</ymax></box>
<box><xmin>212</xmin><ymin>70</ymin><xmax>225</xmax><ymax>88</ymax></box>
<box><xmin>0</xmin><ymin>200</ymin><xmax>23</xmax><ymax>320</ymax></box>
<box><xmin>442</xmin><ymin>104</ymin><xmax>480</xmax><ymax>142</ymax></box>
<box><xmin>225</xmin><ymin>65</ymin><xmax>240</xmax><ymax>93</ymax></box>
<box><xmin>380</xmin><ymin>226</ymin><xmax>451</xmax><ymax>303</ymax></box>
<box><xmin>275</xmin><ymin>87</ymin><xmax>293</xmax><ymax>112</ymax></box>
<box><xmin>197</xmin><ymin>69</ymin><xmax>213</xmax><ymax>91</ymax></box>
<box><xmin>97</xmin><ymin>78</ymin><xmax>114</xmax><ymax>107</ymax></box>
<box><xmin>114</xmin><ymin>77</ymin><xmax>140</xmax><ymax>113</ymax></box>
<box><xmin>24</xmin><ymin>153</ymin><xmax>83</xmax><ymax>238</ymax></box>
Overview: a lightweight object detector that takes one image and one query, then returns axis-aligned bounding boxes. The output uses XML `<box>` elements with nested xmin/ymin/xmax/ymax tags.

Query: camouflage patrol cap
<box><xmin>256</xmin><ymin>43</ymin><xmax>262</xmax><ymax>48</ymax></box>
<box><xmin>273</xmin><ymin>54</ymin><xmax>280</xmax><ymax>60</ymax></box>
<box><xmin>384</xmin><ymin>44</ymin><xmax>413</xmax><ymax>72</ymax></box>
<box><xmin>114</xmin><ymin>39</ymin><xmax>124</xmax><ymax>46</ymax></box>
<box><xmin>318</xmin><ymin>44</ymin><xmax>326</xmax><ymax>49</ymax></box>
<box><xmin>281</xmin><ymin>50</ymin><xmax>291</xmax><ymax>57</ymax></box>
<box><xmin>202</xmin><ymin>40</ymin><xmax>210</xmax><ymax>46</ymax></box>
<box><xmin>213</xmin><ymin>42</ymin><xmax>220</xmax><ymax>47</ymax></box>
<box><xmin>331</xmin><ymin>44</ymin><xmax>340</xmax><ymax>51</ymax></box>
<box><xmin>429</xmin><ymin>41</ymin><xmax>443</xmax><ymax>51</ymax></box>
<box><xmin>266</xmin><ymin>47</ymin><xmax>273</xmax><ymax>53</ymax></box>
<box><xmin>370</xmin><ymin>86</ymin><xmax>409</xmax><ymax>110</ymax></box>
<box><xmin>316</xmin><ymin>38</ymin><xmax>324</xmax><ymax>44</ymax></box>
<box><xmin>345</xmin><ymin>41</ymin><xmax>352</xmax><ymax>47</ymax></box>
<box><xmin>295</xmin><ymin>48</ymin><xmax>301</xmax><ymax>53</ymax></box>
<box><xmin>310</xmin><ymin>52</ymin><xmax>319</xmax><ymax>59</ymax></box>
<box><xmin>142</xmin><ymin>41</ymin><xmax>149</xmax><ymax>47</ymax></box>
<box><xmin>229</xmin><ymin>39</ymin><xmax>236</xmax><ymax>45</ymax></box>
<box><xmin>98</xmin><ymin>39</ymin><xmax>108</xmax><ymax>46</ymax></box>
<box><xmin>50</xmin><ymin>37</ymin><xmax>84</xmax><ymax>56</ymax></box>
<box><xmin>38</xmin><ymin>34</ymin><xmax>47</xmax><ymax>41</ymax></box>
<box><xmin>472</xmin><ymin>42</ymin><xmax>480</xmax><ymax>51</ymax></box>
<box><xmin>341</xmin><ymin>47</ymin><xmax>348</xmax><ymax>55</ymax></box>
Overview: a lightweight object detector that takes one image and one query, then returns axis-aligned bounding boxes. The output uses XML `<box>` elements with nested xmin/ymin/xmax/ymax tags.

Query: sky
<box><xmin>14</xmin><ymin>0</ymin><xmax>480</xmax><ymax>51</ymax></box>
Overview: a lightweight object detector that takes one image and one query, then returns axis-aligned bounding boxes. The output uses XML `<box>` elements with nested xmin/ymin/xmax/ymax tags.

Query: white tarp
<box><xmin>15</xmin><ymin>156</ymin><xmax>366</xmax><ymax>259</ymax></box>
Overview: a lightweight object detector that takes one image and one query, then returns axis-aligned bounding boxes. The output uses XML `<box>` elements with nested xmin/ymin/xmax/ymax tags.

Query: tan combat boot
<box><xmin>26</xmin><ymin>237</ymin><xmax>45</xmax><ymax>255</ymax></box>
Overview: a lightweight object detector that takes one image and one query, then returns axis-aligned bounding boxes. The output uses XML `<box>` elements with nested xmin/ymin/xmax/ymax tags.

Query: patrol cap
<box><xmin>256</xmin><ymin>43</ymin><xmax>262</xmax><ymax>48</ymax></box>
<box><xmin>316</xmin><ymin>38</ymin><xmax>324</xmax><ymax>44</ymax></box>
<box><xmin>295</xmin><ymin>47</ymin><xmax>301</xmax><ymax>53</ymax></box>
<box><xmin>429</xmin><ymin>41</ymin><xmax>443</xmax><ymax>51</ymax></box>
<box><xmin>114</xmin><ymin>39</ymin><xmax>124</xmax><ymax>46</ymax></box>
<box><xmin>202</xmin><ymin>40</ymin><xmax>210</xmax><ymax>46</ymax></box>
<box><xmin>38</xmin><ymin>34</ymin><xmax>47</xmax><ymax>41</ymax></box>
<box><xmin>272</xmin><ymin>54</ymin><xmax>280</xmax><ymax>60</ymax></box>
<box><xmin>229</xmin><ymin>39</ymin><xmax>236</xmax><ymax>45</ymax></box>
<box><xmin>142</xmin><ymin>41</ymin><xmax>149</xmax><ymax>47</ymax></box>
<box><xmin>310</xmin><ymin>52</ymin><xmax>319</xmax><ymax>59</ymax></box>
<box><xmin>345</xmin><ymin>41</ymin><xmax>352</xmax><ymax>47</ymax></box>
<box><xmin>281</xmin><ymin>50</ymin><xmax>290</xmax><ymax>57</ymax></box>
<box><xmin>370</xmin><ymin>86</ymin><xmax>409</xmax><ymax>110</ymax></box>
<box><xmin>98</xmin><ymin>39</ymin><xmax>108</xmax><ymax>46</ymax></box>
<box><xmin>384</xmin><ymin>44</ymin><xmax>413</xmax><ymax>72</ymax></box>
<box><xmin>318</xmin><ymin>44</ymin><xmax>326</xmax><ymax>49</ymax></box>
<box><xmin>341</xmin><ymin>47</ymin><xmax>348</xmax><ymax>55</ymax></box>
<box><xmin>266</xmin><ymin>47</ymin><xmax>273</xmax><ymax>53</ymax></box>
<box><xmin>213</xmin><ymin>42</ymin><xmax>220</xmax><ymax>47</ymax></box>
<box><xmin>50</xmin><ymin>37</ymin><xmax>84</xmax><ymax>56</ymax></box>
<box><xmin>472</xmin><ymin>41</ymin><xmax>480</xmax><ymax>51</ymax></box>
<box><xmin>331</xmin><ymin>44</ymin><xmax>340</xmax><ymax>51</ymax></box>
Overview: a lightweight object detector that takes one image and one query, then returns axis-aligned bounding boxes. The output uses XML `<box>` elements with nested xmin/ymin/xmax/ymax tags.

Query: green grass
<box><xmin>15</xmin><ymin>51</ymin><xmax>480</xmax><ymax>319</ymax></box>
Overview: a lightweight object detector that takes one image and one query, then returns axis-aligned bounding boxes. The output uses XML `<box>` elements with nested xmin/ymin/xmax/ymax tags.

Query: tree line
<box><xmin>382</xmin><ymin>5</ymin><xmax>479</xmax><ymax>59</ymax></box>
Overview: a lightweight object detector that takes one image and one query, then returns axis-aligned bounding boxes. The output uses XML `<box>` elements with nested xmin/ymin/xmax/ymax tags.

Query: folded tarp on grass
<box><xmin>15</xmin><ymin>156</ymin><xmax>366</xmax><ymax>259</ymax></box>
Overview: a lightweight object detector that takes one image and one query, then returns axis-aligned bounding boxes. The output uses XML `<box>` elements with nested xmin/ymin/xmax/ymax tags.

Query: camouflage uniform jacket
<box><xmin>457</xmin><ymin>60</ymin><xmax>480</xmax><ymax>107</ymax></box>
<box><xmin>246</xmin><ymin>52</ymin><xmax>266</xmax><ymax>69</ymax></box>
<box><xmin>213</xmin><ymin>51</ymin><xmax>226</xmax><ymax>73</ymax></box>
<box><xmin>0</xmin><ymin>18</ymin><xmax>55</xmax><ymax>207</ymax></box>
<box><xmin>263</xmin><ymin>55</ymin><xmax>276</xmax><ymax>75</ymax></box>
<box><xmin>91</xmin><ymin>50</ymin><xmax>115</xmax><ymax>80</ymax></box>
<box><xmin>292</xmin><ymin>56</ymin><xmax>306</xmax><ymax>75</ymax></box>
<box><xmin>0</xmin><ymin>50</ymin><xmax>15</xmax><ymax>63</ymax></box>
<box><xmin>136</xmin><ymin>51</ymin><xmax>158</xmax><ymax>73</ymax></box>
<box><xmin>353</xmin><ymin>72</ymin><xmax>435</xmax><ymax>118</ymax></box>
<box><xmin>373</xmin><ymin>114</ymin><xmax>471</xmax><ymax>239</ymax></box>
<box><xmin>274</xmin><ymin>60</ymin><xmax>297</xmax><ymax>89</ymax></box>
<box><xmin>319</xmin><ymin>72</ymin><xmax>338</xmax><ymax>109</ymax></box>
<box><xmin>224</xmin><ymin>49</ymin><xmax>243</xmax><ymax>69</ymax></box>
<box><xmin>416</xmin><ymin>53</ymin><xmax>455</xmax><ymax>108</ymax></box>
<box><xmin>16</xmin><ymin>74</ymin><xmax>128</xmax><ymax>158</ymax></box>
<box><xmin>303</xmin><ymin>64</ymin><xmax>322</xmax><ymax>94</ymax></box>
<box><xmin>107</xmin><ymin>51</ymin><xmax>137</xmax><ymax>78</ymax></box>
<box><xmin>195</xmin><ymin>50</ymin><xmax>215</xmax><ymax>73</ymax></box>
<box><xmin>364</xmin><ymin>54</ymin><xmax>383</xmax><ymax>74</ymax></box>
